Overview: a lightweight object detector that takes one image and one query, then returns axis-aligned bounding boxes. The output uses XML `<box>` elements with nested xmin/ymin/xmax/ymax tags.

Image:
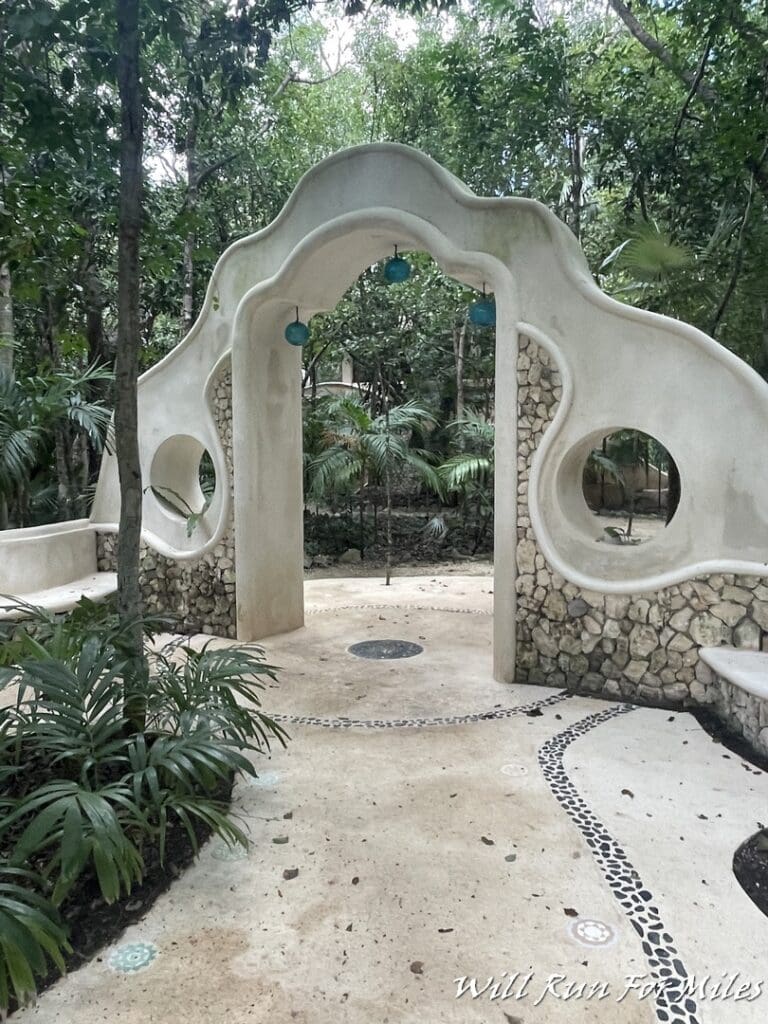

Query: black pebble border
<box><xmin>539</xmin><ymin>705</ymin><xmax>700</xmax><ymax>1024</ymax></box>
<box><xmin>270</xmin><ymin>690</ymin><xmax>571</xmax><ymax>730</ymax></box>
<box><xmin>305</xmin><ymin>603</ymin><xmax>491</xmax><ymax>617</ymax></box>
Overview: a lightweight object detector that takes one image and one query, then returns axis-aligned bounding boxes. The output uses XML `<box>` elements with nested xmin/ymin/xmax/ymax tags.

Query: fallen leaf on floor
<box><xmin>283</xmin><ymin>868</ymin><xmax>299</xmax><ymax>880</ymax></box>
<box><xmin>352</xmin><ymin>876</ymin><xmax>360</xmax><ymax>885</ymax></box>
<box><xmin>437</xmin><ymin>927</ymin><xmax>453</xmax><ymax>933</ymax></box>
<box><xmin>480</xmin><ymin>836</ymin><xmax>495</xmax><ymax>846</ymax></box>
<box><xmin>505</xmin><ymin>854</ymin><xmax>517</xmax><ymax>862</ymax></box>
<box><xmin>621</xmin><ymin>788</ymin><xmax>634</xmax><ymax>798</ymax></box>
<box><xmin>283</xmin><ymin>811</ymin><xmax>293</xmax><ymax>820</ymax></box>
<box><xmin>410</xmin><ymin>961</ymin><xmax>424</xmax><ymax>975</ymax></box>
<box><xmin>563</xmin><ymin>907</ymin><xmax>578</xmax><ymax>917</ymax></box>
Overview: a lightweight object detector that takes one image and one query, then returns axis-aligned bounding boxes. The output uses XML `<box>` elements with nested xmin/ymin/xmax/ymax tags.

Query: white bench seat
<box><xmin>699</xmin><ymin>646</ymin><xmax>768</xmax><ymax>758</ymax></box>
<box><xmin>0</xmin><ymin>572</ymin><xmax>117</xmax><ymax>621</ymax></box>
<box><xmin>699</xmin><ymin>647</ymin><xmax>768</xmax><ymax>702</ymax></box>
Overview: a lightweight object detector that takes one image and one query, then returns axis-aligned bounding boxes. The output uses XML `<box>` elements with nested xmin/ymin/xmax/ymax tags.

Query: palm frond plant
<box><xmin>305</xmin><ymin>395</ymin><xmax>441</xmax><ymax>568</ymax></box>
<box><xmin>0</xmin><ymin>599</ymin><xmax>288</xmax><ymax>1016</ymax></box>
<box><xmin>0</xmin><ymin>370</ymin><xmax>41</xmax><ymax>531</ymax></box>
<box><xmin>0</xmin><ymin>867</ymin><xmax>71</xmax><ymax>1013</ymax></box>
<box><xmin>438</xmin><ymin>411</ymin><xmax>495</xmax><ymax>553</ymax></box>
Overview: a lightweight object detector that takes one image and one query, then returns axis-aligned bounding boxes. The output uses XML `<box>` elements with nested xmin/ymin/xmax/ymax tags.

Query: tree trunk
<box><xmin>384</xmin><ymin>404</ymin><xmax>392</xmax><ymax>586</ymax></box>
<box><xmin>81</xmin><ymin>239</ymin><xmax>111</xmax><ymax>482</ymax></box>
<box><xmin>0</xmin><ymin>261</ymin><xmax>14</xmax><ymax>378</ymax></box>
<box><xmin>181</xmin><ymin>104</ymin><xmax>199</xmax><ymax>337</ymax></box>
<box><xmin>569</xmin><ymin>126</ymin><xmax>583</xmax><ymax>240</ymax></box>
<box><xmin>358</xmin><ymin>492</ymin><xmax>365</xmax><ymax>560</ymax></box>
<box><xmin>453</xmin><ymin>319</ymin><xmax>467</xmax><ymax>420</ymax></box>
<box><xmin>116</xmin><ymin>0</ymin><xmax>146</xmax><ymax>723</ymax></box>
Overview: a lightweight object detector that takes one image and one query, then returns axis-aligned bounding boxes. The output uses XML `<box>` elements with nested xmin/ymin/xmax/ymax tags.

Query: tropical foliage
<box><xmin>0</xmin><ymin>598</ymin><xmax>287</xmax><ymax>1013</ymax></box>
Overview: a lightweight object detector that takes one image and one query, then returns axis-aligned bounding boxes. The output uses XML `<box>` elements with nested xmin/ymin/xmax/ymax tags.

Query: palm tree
<box><xmin>0</xmin><ymin>364</ymin><xmax>113</xmax><ymax>528</ymax></box>
<box><xmin>306</xmin><ymin>396</ymin><xmax>441</xmax><ymax>575</ymax></box>
<box><xmin>438</xmin><ymin>411</ymin><xmax>495</xmax><ymax>553</ymax></box>
<box><xmin>0</xmin><ymin>371</ymin><xmax>40</xmax><ymax>529</ymax></box>
<box><xmin>27</xmin><ymin>362</ymin><xmax>113</xmax><ymax>521</ymax></box>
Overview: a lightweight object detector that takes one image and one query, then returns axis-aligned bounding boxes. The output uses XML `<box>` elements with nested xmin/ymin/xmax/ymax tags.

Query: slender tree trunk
<box><xmin>81</xmin><ymin>239</ymin><xmax>110</xmax><ymax>482</ymax></box>
<box><xmin>569</xmin><ymin>126</ymin><xmax>583</xmax><ymax>240</ymax></box>
<box><xmin>181</xmin><ymin>104</ymin><xmax>199</xmax><ymax>337</ymax></box>
<box><xmin>0</xmin><ymin>261</ymin><xmax>14</xmax><ymax>378</ymax></box>
<box><xmin>116</xmin><ymin>0</ymin><xmax>146</xmax><ymax>723</ymax></box>
<box><xmin>358</xmin><ymin>492</ymin><xmax>365</xmax><ymax>559</ymax></box>
<box><xmin>453</xmin><ymin>319</ymin><xmax>466</xmax><ymax>420</ymax></box>
<box><xmin>384</xmin><ymin>404</ymin><xmax>392</xmax><ymax>586</ymax></box>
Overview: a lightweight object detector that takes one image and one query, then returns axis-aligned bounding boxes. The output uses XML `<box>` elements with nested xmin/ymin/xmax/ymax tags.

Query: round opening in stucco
<box><xmin>150</xmin><ymin>434</ymin><xmax>217</xmax><ymax>521</ymax></box>
<box><xmin>581</xmin><ymin>429</ymin><xmax>678</xmax><ymax>546</ymax></box>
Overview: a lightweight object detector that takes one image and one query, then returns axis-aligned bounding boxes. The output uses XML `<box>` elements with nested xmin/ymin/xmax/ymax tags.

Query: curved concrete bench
<box><xmin>0</xmin><ymin>520</ymin><xmax>117</xmax><ymax>620</ymax></box>
<box><xmin>699</xmin><ymin>646</ymin><xmax>768</xmax><ymax>757</ymax></box>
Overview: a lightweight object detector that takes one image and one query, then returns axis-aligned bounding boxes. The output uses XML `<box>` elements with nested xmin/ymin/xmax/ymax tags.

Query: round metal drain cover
<box><xmin>348</xmin><ymin>639</ymin><xmax>424</xmax><ymax>660</ymax></box>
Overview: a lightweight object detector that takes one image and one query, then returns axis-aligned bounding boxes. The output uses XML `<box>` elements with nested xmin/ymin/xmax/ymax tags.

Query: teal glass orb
<box><xmin>469</xmin><ymin>300</ymin><xmax>496</xmax><ymax>327</ymax></box>
<box><xmin>284</xmin><ymin>319</ymin><xmax>310</xmax><ymax>346</ymax></box>
<box><xmin>384</xmin><ymin>256</ymin><xmax>411</xmax><ymax>283</ymax></box>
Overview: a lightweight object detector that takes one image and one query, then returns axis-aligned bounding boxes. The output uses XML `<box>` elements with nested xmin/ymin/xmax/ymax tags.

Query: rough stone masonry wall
<box><xmin>97</xmin><ymin>361</ymin><xmax>238</xmax><ymax>638</ymax></box>
<box><xmin>515</xmin><ymin>336</ymin><xmax>768</xmax><ymax>724</ymax></box>
<box><xmin>98</xmin><ymin>343</ymin><xmax>768</xmax><ymax>751</ymax></box>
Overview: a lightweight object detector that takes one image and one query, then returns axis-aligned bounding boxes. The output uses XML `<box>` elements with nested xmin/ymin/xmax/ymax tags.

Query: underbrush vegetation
<box><xmin>0</xmin><ymin>598</ymin><xmax>286</xmax><ymax>1017</ymax></box>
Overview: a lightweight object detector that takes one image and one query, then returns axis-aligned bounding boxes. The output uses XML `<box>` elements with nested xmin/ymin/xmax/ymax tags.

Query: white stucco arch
<box><xmin>89</xmin><ymin>143</ymin><xmax>768</xmax><ymax>682</ymax></box>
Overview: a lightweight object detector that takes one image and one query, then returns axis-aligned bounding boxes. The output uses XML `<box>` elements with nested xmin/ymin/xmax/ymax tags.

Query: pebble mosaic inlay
<box><xmin>243</xmin><ymin>770</ymin><xmax>280</xmax><ymax>788</ymax></box>
<box><xmin>108</xmin><ymin>942</ymin><xmax>158</xmax><ymax>974</ymax></box>
<box><xmin>539</xmin><ymin>706</ymin><xmax>700</xmax><ymax>1024</ymax></box>
<box><xmin>210</xmin><ymin>839</ymin><xmax>249</xmax><ymax>861</ymax></box>
<box><xmin>347</xmin><ymin>638</ymin><xmax>424</xmax><ymax>660</ymax></box>
<box><xmin>569</xmin><ymin>918</ymin><xmax>616</xmax><ymax>948</ymax></box>
<box><xmin>269</xmin><ymin>690</ymin><xmax>571</xmax><ymax>730</ymax></box>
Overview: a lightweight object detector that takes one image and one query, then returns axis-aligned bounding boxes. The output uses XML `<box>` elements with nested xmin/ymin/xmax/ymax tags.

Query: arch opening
<box><xmin>231</xmin><ymin>213</ymin><xmax>521</xmax><ymax>682</ymax></box>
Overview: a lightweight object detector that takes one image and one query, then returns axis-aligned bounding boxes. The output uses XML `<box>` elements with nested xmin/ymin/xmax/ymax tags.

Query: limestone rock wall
<box><xmin>97</xmin><ymin>363</ymin><xmax>237</xmax><ymax>638</ymax></box>
<box><xmin>701</xmin><ymin>673</ymin><xmax>768</xmax><ymax>757</ymax></box>
<box><xmin>98</xmin><ymin>343</ymin><xmax>768</xmax><ymax>751</ymax></box>
<box><xmin>515</xmin><ymin>336</ymin><xmax>768</xmax><ymax>712</ymax></box>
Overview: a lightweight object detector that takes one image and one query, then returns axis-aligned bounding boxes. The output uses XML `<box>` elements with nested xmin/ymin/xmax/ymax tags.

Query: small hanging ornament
<box><xmin>469</xmin><ymin>283</ymin><xmax>496</xmax><ymax>327</ymax></box>
<box><xmin>384</xmin><ymin>245</ymin><xmax>411</xmax><ymax>284</ymax></box>
<box><xmin>284</xmin><ymin>307</ymin><xmax>310</xmax><ymax>346</ymax></box>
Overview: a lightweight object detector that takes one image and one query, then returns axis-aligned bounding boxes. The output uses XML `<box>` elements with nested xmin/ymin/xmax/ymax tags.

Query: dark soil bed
<box><xmin>734</xmin><ymin>830</ymin><xmax>768</xmax><ymax>919</ymax></box>
<box><xmin>7</xmin><ymin>775</ymin><xmax>232</xmax><ymax>1017</ymax></box>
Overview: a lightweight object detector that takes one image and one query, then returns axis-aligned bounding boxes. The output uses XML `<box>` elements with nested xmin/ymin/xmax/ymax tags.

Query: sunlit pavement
<box><xmin>18</xmin><ymin>577</ymin><xmax>768</xmax><ymax>1024</ymax></box>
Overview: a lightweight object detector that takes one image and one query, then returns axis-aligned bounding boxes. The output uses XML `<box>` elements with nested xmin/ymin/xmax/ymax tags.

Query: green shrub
<box><xmin>0</xmin><ymin>598</ymin><xmax>287</xmax><ymax>1015</ymax></box>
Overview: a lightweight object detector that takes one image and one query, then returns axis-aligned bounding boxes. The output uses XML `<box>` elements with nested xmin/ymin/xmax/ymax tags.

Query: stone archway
<box><xmin>90</xmin><ymin>143</ymin><xmax>768</xmax><ymax>685</ymax></box>
<box><xmin>229</xmin><ymin>212</ymin><xmax>518</xmax><ymax>681</ymax></box>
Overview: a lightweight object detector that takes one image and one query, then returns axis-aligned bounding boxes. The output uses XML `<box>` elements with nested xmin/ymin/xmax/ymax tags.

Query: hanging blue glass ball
<box><xmin>469</xmin><ymin>299</ymin><xmax>496</xmax><ymax>327</ymax></box>
<box><xmin>284</xmin><ymin>319</ymin><xmax>310</xmax><ymax>346</ymax></box>
<box><xmin>384</xmin><ymin>256</ymin><xmax>411</xmax><ymax>283</ymax></box>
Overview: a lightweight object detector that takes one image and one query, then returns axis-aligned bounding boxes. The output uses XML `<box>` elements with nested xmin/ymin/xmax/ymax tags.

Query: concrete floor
<box><xmin>17</xmin><ymin>577</ymin><xmax>768</xmax><ymax>1024</ymax></box>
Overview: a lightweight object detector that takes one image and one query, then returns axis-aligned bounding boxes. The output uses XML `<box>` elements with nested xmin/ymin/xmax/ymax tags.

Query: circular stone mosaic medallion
<box><xmin>242</xmin><ymin>770</ymin><xmax>280</xmax><ymax>788</ymax></box>
<box><xmin>568</xmin><ymin>918</ymin><xmax>616</xmax><ymax>948</ymax></box>
<box><xmin>347</xmin><ymin>639</ymin><xmax>424</xmax><ymax>660</ymax></box>
<box><xmin>211</xmin><ymin>840</ymin><xmax>249</xmax><ymax>862</ymax></box>
<box><xmin>108</xmin><ymin>942</ymin><xmax>158</xmax><ymax>974</ymax></box>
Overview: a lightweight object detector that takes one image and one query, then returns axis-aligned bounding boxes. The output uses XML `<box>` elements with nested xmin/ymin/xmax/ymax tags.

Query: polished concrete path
<box><xmin>17</xmin><ymin>577</ymin><xmax>768</xmax><ymax>1023</ymax></box>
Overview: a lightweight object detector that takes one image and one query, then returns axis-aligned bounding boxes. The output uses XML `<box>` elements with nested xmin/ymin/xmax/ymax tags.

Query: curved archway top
<box><xmin>91</xmin><ymin>143</ymin><xmax>768</xmax><ymax>598</ymax></box>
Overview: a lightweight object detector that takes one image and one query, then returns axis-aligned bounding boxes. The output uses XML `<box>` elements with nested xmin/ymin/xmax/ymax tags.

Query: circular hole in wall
<box><xmin>581</xmin><ymin>429</ymin><xmax>679</xmax><ymax>546</ymax></box>
<box><xmin>150</xmin><ymin>435</ymin><xmax>216</xmax><ymax>522</ymax></box>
